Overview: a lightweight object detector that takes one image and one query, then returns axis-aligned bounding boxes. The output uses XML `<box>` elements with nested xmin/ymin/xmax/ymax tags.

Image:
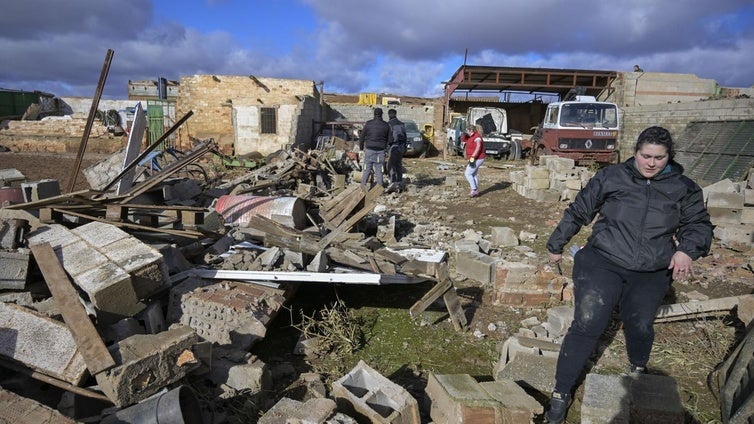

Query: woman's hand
<box><xmin>669</xmin><ymin>251</ymin><xmax>693</xmax><ymax>281</ymax></box>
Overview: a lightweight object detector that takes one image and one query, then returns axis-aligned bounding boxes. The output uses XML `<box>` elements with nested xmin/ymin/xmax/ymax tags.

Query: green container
<box><xmin>0</xmin><ymin>89</ymin><xmax>40</xmax><ymax>118</ymax></box>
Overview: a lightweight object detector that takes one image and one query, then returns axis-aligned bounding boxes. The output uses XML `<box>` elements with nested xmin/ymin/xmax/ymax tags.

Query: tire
<box><xmin>508</xmin><ymin>141</ymin><xmax>522</xmax><ymax>161</ymax></box>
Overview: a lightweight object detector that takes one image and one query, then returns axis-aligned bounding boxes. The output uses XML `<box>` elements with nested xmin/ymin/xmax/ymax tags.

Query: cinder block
<box><xmin>565</xmin><ymin>178</ymin><xmax>582</xmax><ymax>190</ymax></box>
<box><xmin>708</xmin><ymin>207</ymin><xmax>743</xmax><ymax>225</ymax></box>
<box><xmin>424</xmin><ymin>373</ymin><xmax>499</xmax><ymax>424</ymax></box>
<box><xmin>0</xmin><ymin>249</ymin><xmax>30</xmax><ymax>290</ymax></box>
<box><xmin>525</xmin><ymin>165</ymin><xmax>550</xmax><ymax>179</ymax></box>
<box><xmin>0</xmin><ymin>302</ymin><xmax>88</xmax><ymax>385</ymax></box>
<box><xmin>708</xmin><ymin>192</ymin><xmax>745</xmax><ymax>209</ymax></box>
<box><xmin>745</xmin><ymin>189</ymin><xmax>754</xmax><ymax>206</ymax></box>
<box><xmin>21</xmin><ymin>179</ymin><xmax>60</xmax><ymax>202</ymax></box>
<box><xmin>526</xmin><ymin>178</ymin><xmax>550</xmax><ymax>190</ymax></box>
<box><xmin>455</xmin><ymin>251</ymin><xmax>497</xmax><ymax>285</ymax></box>
<box><xmin>742</xmin><ymin>208</ymin><xmax>754</xmax><ymax>225</ymax></box>
<box><xmin>532</xmin><ymin>189</ymin><xmax>561</xmax><ymax>203</ymax></box>
<box><xmin>332</xmin><ymin>360</ymin><xmax>420</xmax><ymax>424</ymax></box>
<box><xmin>546</xmin><ymin>157</ymin><xmax>576</xmax><ymax>172</ymax></box>
<box><xmin>101</xmin><ymin>236</ymin><xmax>169</xmax><ymax>299</ymax></box>
<box><xmin>95</xmin><ymin>325</ymin><xmax>200</xmax><ymax>407</ymax></box>
<box><xmin>713</xmin><ymin>225</ymin><xmax>754</xmax><ymax>246</ymax></box>
<box><xmin>179</xmin><ymin>281</ymin><xmax>285</xmax><ymax>350</ymax></box>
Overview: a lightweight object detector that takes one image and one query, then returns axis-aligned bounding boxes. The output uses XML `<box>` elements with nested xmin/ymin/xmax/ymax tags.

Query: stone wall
<box><xmin>617</xmin><ymin>98</ymin><xmax>754</xmax><ymax>160</ymax></box>
<box><xmin>175</xmin><ymin>75</ymin><xmax>323</xmax><ymax>155</ymax></box>
<box><xmin>607</xmin><ymin>72</ymin><xmax>720</xmax><ymax>107</ymax></box>
<box><xmin>0</xmin><ymin>115</ymin><xmax>126</xmax><ymax>153</ymax></box>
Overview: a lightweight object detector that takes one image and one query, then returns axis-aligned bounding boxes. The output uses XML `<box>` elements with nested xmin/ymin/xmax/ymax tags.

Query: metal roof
<box><xmin>675</xmin><ymin>120</ymin><xmax>754</xmax><ymax>183</ymax></box>
<box><xmin>443</xmin><ymin>65</ymin><xmax>618</xmax><ymax>102</ymax></box>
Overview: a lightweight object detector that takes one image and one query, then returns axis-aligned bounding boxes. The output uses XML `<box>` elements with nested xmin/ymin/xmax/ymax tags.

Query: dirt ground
<box><xmin>1</xmin><ymin>150</ymin><xmax>753</xmax><ymax>423</ymax></box>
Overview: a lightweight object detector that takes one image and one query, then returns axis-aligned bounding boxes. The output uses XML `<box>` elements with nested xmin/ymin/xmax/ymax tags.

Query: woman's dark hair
<box><xmin>635</xmin><ymin>126</ymin><xmax>674</xmax><ymax>160</ymax></box>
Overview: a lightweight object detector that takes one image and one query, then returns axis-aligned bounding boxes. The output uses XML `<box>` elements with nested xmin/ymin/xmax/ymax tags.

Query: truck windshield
<box><xmin>559</xmin><ymin>103</ymin><xmax>618</xmax><ymax>129</ymax></box>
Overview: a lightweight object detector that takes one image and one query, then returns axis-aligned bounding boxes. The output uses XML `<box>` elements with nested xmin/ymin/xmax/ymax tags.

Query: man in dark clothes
<box><xmin>359</xmin><ymin>107</ymin><xmax>391</xmax><ymax>189</ymax></box>
<box><xmin>386</xmin><ymin>108</ymin><xmax>407</xmax><ymax>193</ymax></box>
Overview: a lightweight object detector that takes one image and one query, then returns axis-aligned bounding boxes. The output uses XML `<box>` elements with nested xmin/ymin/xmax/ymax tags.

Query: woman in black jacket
<box><xmin>544</xmin><ymin>126</ymin><xmax>713</xmax><ymax>424</ymax></box>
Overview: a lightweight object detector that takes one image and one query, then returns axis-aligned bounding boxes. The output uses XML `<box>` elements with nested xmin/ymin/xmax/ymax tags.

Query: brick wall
<box><xmin>175</xmin><ymin>75</ymin><xmax>322</xmax><ymax>155</ymax></box>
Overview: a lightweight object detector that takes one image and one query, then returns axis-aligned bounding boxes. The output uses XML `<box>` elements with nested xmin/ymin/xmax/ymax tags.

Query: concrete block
<box><xmin>208</xmin><ymin>356</ymin><xmax>271</xmax><ymax>393</ymax></box>
<box><xmin>546</xmin><ymin>157</ymin><xmax>576</xmax><ymax>172</ymax></box>
<box><xmin>546</xmin><ymin>305</ymin><xmax>575</xmax><ymax>337</ymax></box>
<box><xmin>0</xmin><ymin>249</ymin><xmax>30</xmax><ymax>290</ymax></box>
<box><xmin>708</xmin><ymin>207</ymin><xmax>743</xmax><ymax>225</ymax></box>
<box><xmin>455</xmin><ymin>251</ymin><xmax>497</xmax><ymax>285</ymax></box>
<box><xmin>708</xmin><ymin>191</ymin><xmax>745</xmax><ymax>209</ymax></box>
<box><xmin>745</xmin><ymin>189</ymin><xmax>754</xmax><ymax>206</ymax></box>
<box><xmin>306</xmin><ymin>250</ymin><xmax>329</xmax><ymax>272</ymax></box>
<box><xmin>454</xmin><ymin>239</ymin><xmax>480</xmax><ymax>253</ymax></box>
<box><xmin>95</xmin><ymin>325</ymin><xmax>201</xmax><ymax>407</ymax></box>
<box><xmin>93</xmin><ymin>235</ymin><xmax>169</xmax><ymax>299</ymax></box>
<box><xmin>479</xmin><ymin>380</ymin><xmax>544</xmax><ymax>421</ymax></box>
<box><xmin>179</xmin><ymin>281</ymin><xmax>285</xmax><ymax>350</ymax></box>
<box><xmin>491</xmin><ymin>227</ymin><xmax>519</xmax><ymax>247</ymax></box>
<box><xmin>495</xmin><ymin>260</ymin><xmax>537</xmax><ymax>286</ymax></box>
<box><xmin>525</xmin><ymin>165</ymin><xmax>550</xmax><ymax>179</ymax></box>
<box><xmin>166</xmin><ymin>277</ymin><xmax>212</xmax><ymax>324</ymax></box>
<box><xmin>493</xmin><ymin>351</ymin><xmax>557</xmax><ymax>394</ymax></box>
<box><xmin>332</xmin><ymin>360</ymin><xmax>420</xmax><ymax>424</ymax></box>
<box><xmin>259</xmin><ymin>397</ymin><xmax>337</xmax><ymax>424</ymax></box>
<box><xmin>630</xmin><ymin>374</ymin><xmax>684</xmax><ymax>423</ymax></box>
<box><xmin>424</xmin><ymin>373</ymin><xmax>498</xmax><ymax>424</ymax></box>
<box><xmin>703</xmin><ymin>178</ymin><xmax>737</xmax><ymax>203</ymax></box>
<box><xmin>533</xmin><ymin>188</ymin><xmax>562</xmax><ymax>203</ymax></box>
<box><xmin>526</xmin><ymin>178</ymin><xmax>550</xmax><ymax>190</ymax></box>
<box><xmin>0</xmin><ymin>302</ymin><xmax>88</xmax><ymax>385</ymax></box>
<box><xmin>257</xmin><ymin>246</ymin><xmax>283</xmax><ymax>268</ymax></box>
<box><xmin>509</xmin><ymin>170</ymin><xmax>525</xmax><ymax>185</ymax></box>
<box><xmin>581</xmin><ymin>373</ymin><xmax>630</xmax><ymax>424</ymax></box>
<box><xmin>565</xmin><ymin>178</ymin><xmax>582</xmax><ymax>190</ymax></box>
<box><xmin>713</xmin><ymin>224</ymin><xmax>754</xmax><ymax>246</ymax></box>
<box><xmin>742</xmin><ymin>207</ymin><xmax>754</xmax><ymax>225</ymax></box>
<box><xmin>21</xmin><ymin>179</ymin><xmax>60</xmax><ymax>202</ymax></box>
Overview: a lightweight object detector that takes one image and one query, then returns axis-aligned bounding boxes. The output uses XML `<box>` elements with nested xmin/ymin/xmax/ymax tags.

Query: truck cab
<box><xmin>530</xmin><ymin>96</ymin><xmax>620</xmax><ymax>165</ymax></box>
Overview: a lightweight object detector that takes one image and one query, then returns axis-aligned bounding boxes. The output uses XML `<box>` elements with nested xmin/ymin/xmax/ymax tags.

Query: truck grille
<box><xmin>559</xmin><ymin>138</ymin><xmax>616</xmax><ymax>150</ymax></box>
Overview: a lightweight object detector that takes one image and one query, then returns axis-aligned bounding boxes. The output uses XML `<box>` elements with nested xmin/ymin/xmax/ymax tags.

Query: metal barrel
<box><xmin>214</xmin><ymin>194</ymin><xmax>307</xmax><ymax>229</ymax></box>
<box><xmin>100</xmin><ymin>385</ymin><xmax>203</xmax><ymax>424</ymax></box>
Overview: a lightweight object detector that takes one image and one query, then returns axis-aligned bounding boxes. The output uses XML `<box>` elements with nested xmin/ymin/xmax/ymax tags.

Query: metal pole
<box><xmin>66</xmin><ymin>49</ymin><xmax>114</xmax><ymax>193</ymax></box>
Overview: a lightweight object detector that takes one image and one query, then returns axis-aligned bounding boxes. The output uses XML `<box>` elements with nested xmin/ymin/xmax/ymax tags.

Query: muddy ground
<box><xmin>1</xmin><ymin>150</ymin><xmax>753</xmax><ymax>423</ymax></box>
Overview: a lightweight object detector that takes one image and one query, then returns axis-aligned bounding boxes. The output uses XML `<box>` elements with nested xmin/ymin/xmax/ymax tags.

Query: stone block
<box><xmin>565</xmin><ymin>178</ymin><xmax>582</xmax><ymax>190</ymax></box>
<box><xmin>493</xmin><ymin>351</ymin><xmax>557</xmax><ymax>394</ymax></box>
<box><xmin>0</xmin><ymin>249</ymin><xmax>30</xmax><ymax>290</ymax></box>
<box><xmin>424</xmin><ymin>373</ymin><xmax>498</xmax><ymax>424</ymax></box>
<box><xmin>491</xmin><ymin>227</ymin><xmax>518</xmax><ymax>247</ymax></box>
<box><xmin>546</xmin><ymin>157</ymin><xmax>576</xmax><ymax>172</ymax></box>
<box><xmin>454</xmin><ymin>239</ymin><xmax>480</xmax><ymax>253</ymax></box>
<box><xmin>332</xmin><ymin>360</ymin><xmax>420</xmax><ymax>424</ymax></box>
<box><xmin>533</xmin><ymin>189</ymin><xmax>562</xmax><ymax>203</ymax></box>
<box><xmin>713</xmin><ymin>224</ymin><xmax>754</xmax><ymax>246</ymax></box>
<box><xmin>0</xmin><ymin>302</ymin><xmax>88</xmax><ymax>385</ymax></box>
<box><xmin>708</xmin><ymin>191</ymin><xmax>745</xmax><ymax>209</ymax></box>
<box><xmin>95</xmin><ymin>325</ymin><xmax>201</xmax><ymax>407</ymax></box>
<box><xmin>527</xmin><ymin>178</ymin><xmax>550</xmax><ymax>190</ymax></box>
<box><xmin>179</xmin><ymin>281</ymin><xmax>285</xmax><ymax>350</ymax></box>
<box><xmin>455</xmin><ymin>251</ymin><xmax>497</xmax><ymax>285</ymax></box>
<box><xmin>494</xmin><ymin>260</ymin><xmax>537</xmax><ymax>286</ymax></box>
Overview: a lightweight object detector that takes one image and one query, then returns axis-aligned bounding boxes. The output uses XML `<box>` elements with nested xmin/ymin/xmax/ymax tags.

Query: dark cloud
<box><xmin>1</xmin><ymin>0</ymin><xmax>752</xmax><ymax>99</ymax></box>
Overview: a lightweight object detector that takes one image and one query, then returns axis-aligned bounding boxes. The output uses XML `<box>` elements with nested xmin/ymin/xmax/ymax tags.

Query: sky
<box><xmin>1</xmin><ymin>0</ymin><xmax>753</xmax><ymax>100</ymax></box>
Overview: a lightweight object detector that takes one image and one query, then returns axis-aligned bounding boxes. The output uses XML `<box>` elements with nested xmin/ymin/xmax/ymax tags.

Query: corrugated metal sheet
<box><xmin>674</xmin><ymin>120</ymin><xmax>754</xmax><ymax>184</ymax></box>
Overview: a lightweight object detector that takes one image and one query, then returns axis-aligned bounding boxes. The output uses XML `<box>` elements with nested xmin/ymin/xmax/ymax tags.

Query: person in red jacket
<box><xmin>461</xmin><ymin>124</ymin><xmax>486</xmax><ymax>197</ymax></box>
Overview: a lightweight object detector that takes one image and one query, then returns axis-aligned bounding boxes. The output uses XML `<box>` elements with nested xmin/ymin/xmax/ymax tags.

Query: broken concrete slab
<box><xmin>479</xmin><ymin>379</ymin><xmax>544</xmax><ymax>421</ymax></box>
<box><xmin>207</xmin><ymin>354</ymin><xmax>271</xmax><ymax>393</ymax></box>
<box><xmin>0</xmin><ymin>301</ymin><xmax>89</xmax><ymax>385</ymax></box>
<box><xmin>424</xmin><ymin>373</ymin><xmax>499</xmax><ymax>424</ymax></box>
<box><xmin>332</xmin><ymin>360</ymin><xmax>420</xmax><ymax>424</ymax></box>
<box><xmin>95</xmin><ymin>325</ymin><xmax>201</xmax><ymax>407</ymax></box>
<box><xmin>0</xmin><ymin>217</ymin><xmax>28</xmax><ymax>249</ymax></box>
<box><xmin>178</xmin><ymin>281</ymin><xmax>285</xmax><ymax>350</ymax></box>
<box><xmin>258</xmin><ymin>397</ymin><xmax>337</xmax><ymax>424</ymax></box>
<box><xmin>493</xmin><ymin>351</ymin><xmax>557</xmax><ymax>395</ymax></box>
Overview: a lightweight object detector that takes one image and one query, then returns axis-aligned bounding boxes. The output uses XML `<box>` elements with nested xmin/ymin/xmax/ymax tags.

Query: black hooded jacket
<box><xmin>547</xmin><ymin>157</ymin><xmax>712</xmax><ymax>272</ymax></box>
<box><xmin>359</xmin><ymin>116</ymin><xmax>391</xmax><ymax>151</ymax></box>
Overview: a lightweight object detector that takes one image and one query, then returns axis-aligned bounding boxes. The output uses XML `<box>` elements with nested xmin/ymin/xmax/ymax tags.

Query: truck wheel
<box><xmin>508</xmin><ymin>141</ymin><xmax>522</xmax><ymax>161</ymax></box>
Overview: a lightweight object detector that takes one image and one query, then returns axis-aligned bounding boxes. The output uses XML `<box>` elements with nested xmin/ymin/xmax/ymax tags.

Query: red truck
<box><xmin>528</xmin><ymin>95</ymin><xmax>620</xmax><ymax>165</ymax></box>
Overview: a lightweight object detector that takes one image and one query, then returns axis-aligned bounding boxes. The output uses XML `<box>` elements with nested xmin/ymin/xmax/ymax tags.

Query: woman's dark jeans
<box><xmin>553</xmin><ymin>245</ymin><xmax>671</xmax><ymax>394</ymax></box>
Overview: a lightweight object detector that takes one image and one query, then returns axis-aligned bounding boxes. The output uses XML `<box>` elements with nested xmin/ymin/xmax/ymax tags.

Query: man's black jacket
<box><xmin>360</xmin><ymin>117</ymin><xmax>391</xmax><ymax>151</ymax></box>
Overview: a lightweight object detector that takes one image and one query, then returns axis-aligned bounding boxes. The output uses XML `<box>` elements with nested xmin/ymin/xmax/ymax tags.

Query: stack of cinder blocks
<box><xmin>509</xmin><ymin>156</ymin><xmax>595</xmax><ymax>202</ymax></box>
<box><xmin>703</xmin><ymin>172</ymin><xmax>754</xmax><ymax>248</ymax></box>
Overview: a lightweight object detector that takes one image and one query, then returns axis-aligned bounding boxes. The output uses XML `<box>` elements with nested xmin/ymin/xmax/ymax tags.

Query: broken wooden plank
<box><xmin>30</xmin><ymin>243</ymin><xmax>116</xmax><ymax>374</ymax></box>
<box><xmin>443</xmin><ymin>287</ymin><xmax>467</xmax><ymax>331</ymax></box>
<box><xmin>409</xmin><ymin>279</ymin><xmax>452</xmax><ymax>318</ymax></box>
<box><xmin>49</xmin><ymin>208</ymin><xmax>204</xmax><ymax>238</ymax></box>
<box><xmin>655</xmin><ymin>295</ymin><xmax>751</xmax><ymax>322</ymax></box>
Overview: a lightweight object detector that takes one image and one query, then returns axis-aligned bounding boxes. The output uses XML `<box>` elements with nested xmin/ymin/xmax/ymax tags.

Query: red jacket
<box><xmin>462</xmin><ymin>130</ymin><xmax>486</xmax><ymax>160</ymax></box>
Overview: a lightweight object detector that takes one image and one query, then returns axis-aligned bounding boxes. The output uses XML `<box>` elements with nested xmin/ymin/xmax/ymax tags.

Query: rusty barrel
<box><xmin>214</xmin><ymin>195</ymin><xmax>307</xmax><ymax>229</ymax></box>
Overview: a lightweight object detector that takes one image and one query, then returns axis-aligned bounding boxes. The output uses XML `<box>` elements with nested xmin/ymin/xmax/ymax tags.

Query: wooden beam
<box><xmin>30</xmin><ymin>243</ymin><xmax>115</xmax><ymax>374</ymax></box>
